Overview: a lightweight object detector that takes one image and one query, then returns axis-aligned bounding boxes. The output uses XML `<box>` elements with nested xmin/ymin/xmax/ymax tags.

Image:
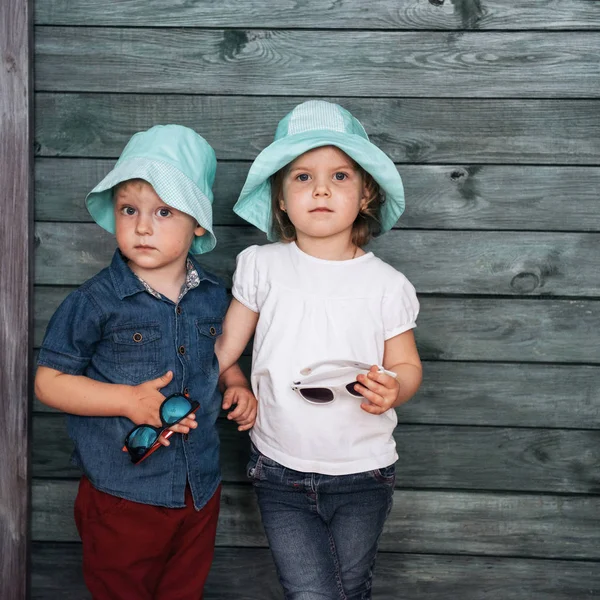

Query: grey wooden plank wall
<box><xmin>32</xmin><ymin>1</ymin><xmax>600</xmax><ymax>598</ymax></box>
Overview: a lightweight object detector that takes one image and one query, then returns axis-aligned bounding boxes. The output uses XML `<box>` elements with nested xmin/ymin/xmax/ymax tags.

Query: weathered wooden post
<box><xmin>0</xmin><ymin>0</ymin><xmax>33</xmax><ymax>597</ymax></box>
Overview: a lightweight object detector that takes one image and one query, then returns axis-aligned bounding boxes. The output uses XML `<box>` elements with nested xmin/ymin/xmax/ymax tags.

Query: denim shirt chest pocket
<box><xmin>109</xmin><ymin>323</ymin><xmax>163</xmax><ymax>382</ymax></box>
<box><xmin>196</xmin><ymin>318</ymin><xmax>222</xmax><ymax>375</ymax></box>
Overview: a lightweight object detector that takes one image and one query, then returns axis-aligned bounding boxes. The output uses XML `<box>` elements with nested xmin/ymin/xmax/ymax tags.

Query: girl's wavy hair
<box><xmin>270</xmin><ymin>155</ymin><xmax>385</xmax><ymax>247</ymax></box>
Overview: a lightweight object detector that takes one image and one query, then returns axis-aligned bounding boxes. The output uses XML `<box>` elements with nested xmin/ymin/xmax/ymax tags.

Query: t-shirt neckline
<box><xmin>290</xmin><ymin>241</ymin><xmax>374</xmax><ymax>265</ymax></box>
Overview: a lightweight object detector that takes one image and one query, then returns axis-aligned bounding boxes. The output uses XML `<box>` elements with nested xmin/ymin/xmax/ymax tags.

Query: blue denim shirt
<box><xmin>37</xmin><ymin>250</ymin><xmax>229</xmax><ymax>509</ymax></box>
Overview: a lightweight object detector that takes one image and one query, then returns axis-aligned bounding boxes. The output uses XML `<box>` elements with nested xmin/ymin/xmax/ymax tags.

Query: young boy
<box><xmin>35</xmin><ymin>124</ymin><xmax>256</xmax><ymax>599</ymax></box>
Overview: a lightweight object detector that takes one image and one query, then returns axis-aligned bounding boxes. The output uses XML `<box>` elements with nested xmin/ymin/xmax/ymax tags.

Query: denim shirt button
<box><xmin>209</xmin><ymin>326</ymin><xmax>216</xmax><ymax>336</ymax></box>
<box><xmin>176</xmin><ymin>306</ymin><xmax>182</xmax><ymax>315</ymax></box>
<box><xmin>178</xmin><ymin>345</ymin><xmax>185</xmax><ymax>355</ymax></box>
<box><xmin>132</xmin><ymin>332</ymin><xmax>143</xmax><ymax>342</ymax></box>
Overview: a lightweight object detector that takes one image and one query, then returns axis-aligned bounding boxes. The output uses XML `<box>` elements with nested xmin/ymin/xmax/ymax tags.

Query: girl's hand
<box><xmin>222</xmin><ymin>386</ymin><xmax>258</xmax><ymax>431</ymax></box>
<box><xmin>354</xmin><ymin>365</ymin><xmax>399</xmax><ymax>415</ymax></box>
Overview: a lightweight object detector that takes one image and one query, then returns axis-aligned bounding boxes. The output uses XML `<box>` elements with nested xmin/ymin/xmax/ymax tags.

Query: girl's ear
<box><xmin>359</xmin><ymin>192</ymin><xmax>368</xmax><ymax>213</ymax></box>
<box><xmin>279</xmin><ymin>197</ymin><xmax>287</xmax><ymax>213</ymax></box>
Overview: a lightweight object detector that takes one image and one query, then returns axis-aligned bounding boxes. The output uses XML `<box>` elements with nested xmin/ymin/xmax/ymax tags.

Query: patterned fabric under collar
<box><xmin>135</xmin><ymin>258</ymin><xmax>200</xmax><ymax>303</ymax></box>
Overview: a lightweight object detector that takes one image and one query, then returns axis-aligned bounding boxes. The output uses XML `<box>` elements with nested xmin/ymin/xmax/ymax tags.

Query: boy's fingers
<box><xmin>153</xmin><ymin>370</ymin><xmax>173</xmax><ymax>389</ymax></box>
<box><xmin>167</xmin><ymin>423</ymin><xmax>190</xmax><ymax>434</ymax></box>
<box><xmin>178</xmin><ymin>416</ymin><xmax>197</xmax><ymax>429</ymax></box>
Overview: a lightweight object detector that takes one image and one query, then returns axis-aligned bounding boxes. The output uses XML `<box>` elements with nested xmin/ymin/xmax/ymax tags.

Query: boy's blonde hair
<box><xmin>270</xmin><ymin>157</ymin><xmax>385</xmax><ymax>247</ymax></box>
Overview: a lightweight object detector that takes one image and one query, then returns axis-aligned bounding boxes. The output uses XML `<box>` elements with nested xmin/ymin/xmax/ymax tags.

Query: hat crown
<box><xmin>118</xmin><ymin>125</ymin><xmax>216</xmax><ymax>201</ymax></box>
<box><xmin>275</xmin><ymin>100</ymin><xmax>369</xmax><ymax>142</ymax></box>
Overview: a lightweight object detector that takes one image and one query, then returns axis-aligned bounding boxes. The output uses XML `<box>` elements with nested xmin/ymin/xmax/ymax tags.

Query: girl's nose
<box><xmin>313</xmin><ymin>179</ymin><xmax>331</xmax><ymax>197</ymax></box>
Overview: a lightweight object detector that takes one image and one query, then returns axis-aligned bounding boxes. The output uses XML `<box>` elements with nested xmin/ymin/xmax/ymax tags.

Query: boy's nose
<box><xmin>135</xmin><ymin>215</ymin><xmax>153</xmax><ymax>235</ymax></box>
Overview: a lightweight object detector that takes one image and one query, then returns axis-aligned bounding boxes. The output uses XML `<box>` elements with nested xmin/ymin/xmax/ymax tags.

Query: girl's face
<box><xmin>280</xmin><ymin>146</ymin><xmax>367</xmax><ymax>245</ymax></box>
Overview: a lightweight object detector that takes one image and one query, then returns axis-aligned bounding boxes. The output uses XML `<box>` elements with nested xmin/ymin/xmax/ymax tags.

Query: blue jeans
<box><xmin>247</xmin><ymin>444</ymin><xmax>395</xmax><ymax>600</ymax></box>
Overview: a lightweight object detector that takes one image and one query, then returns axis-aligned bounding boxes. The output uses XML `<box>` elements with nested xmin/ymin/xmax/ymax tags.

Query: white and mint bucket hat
<box><xmin>233</xmin><ymin>100</ymin><xmax>405</xmax><ymax>240</ymax></box>
<box><xmin>86</xmin><ymin>124</ymin><xmax>217</xmax><ymax>254</ymax></box>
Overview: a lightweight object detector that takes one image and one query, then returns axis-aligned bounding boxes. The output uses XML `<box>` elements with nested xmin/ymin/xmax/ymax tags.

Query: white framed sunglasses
<box><xmin>291</xmin><ymin>360</ymin><xmax>397</xmax><ymax>405</ymax></box>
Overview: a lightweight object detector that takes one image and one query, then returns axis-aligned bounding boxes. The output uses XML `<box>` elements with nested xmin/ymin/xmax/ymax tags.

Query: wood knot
<box><xmin>450</xmin><ymin>169</ymin><xmax>467</xmax><ymax>181</ymax></box>
<box><xmin>510</xmin><ymin>272</ymin><xmax>540</xmax><ymax>293</ymax></box>
<box><xmin>220</xmin><ymin>30</ymin><xmax>249</xmax><ymax>61</ymax></box>
<box><xmin>429</xmin><ymin>0</ymin><xmax>445</xmax><ymax>5</ymax></box>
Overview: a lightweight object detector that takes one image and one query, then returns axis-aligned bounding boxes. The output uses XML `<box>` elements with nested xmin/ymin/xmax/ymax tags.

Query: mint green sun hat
<box><xmin>86</xmin><ymin>124</ymin><xmax>217</xmax><ymax>254</ymax></box>
<box><xmin>233</xmin><ymin>100</ymin><xmax>404</xmax><ymax>240</ymax></box>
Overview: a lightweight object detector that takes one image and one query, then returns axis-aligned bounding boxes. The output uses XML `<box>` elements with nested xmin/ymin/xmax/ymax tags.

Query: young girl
<box><xmin>216</xmin><ymin>100</ymin><xmax>422</xmax><ymax>599</ymax></box>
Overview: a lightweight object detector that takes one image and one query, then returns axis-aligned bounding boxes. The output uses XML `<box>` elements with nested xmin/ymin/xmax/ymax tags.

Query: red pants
<box><xmin>74</xmin><ymin>476</ymin><xmax>221</xmax><ymax>600</ymax></box>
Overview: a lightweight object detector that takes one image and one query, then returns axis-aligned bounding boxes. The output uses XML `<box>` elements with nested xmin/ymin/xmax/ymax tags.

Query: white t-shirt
<box><xmin>232</xmin><ymin>241</ymin><xmax>419</xmax><ymax>475</ymax></box>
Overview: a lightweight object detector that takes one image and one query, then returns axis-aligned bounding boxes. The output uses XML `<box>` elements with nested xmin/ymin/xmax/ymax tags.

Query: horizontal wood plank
<box><xmin>416</xmin><ymin>296</ymin><xmax>600</xmax><ymax>363</ymax></box>
<box><xmin>30</xmin><ymin>543</ymin><xmax>600</xmax><ymax>600</ymax></box>
<box><xmin>32</xmin><ymin>354</ymin><xmax>600</xmax><ymax>429</ymax></box>
<box><xmin>35</xmin><ymin>94</ymin><xmax>600</xmax><ymax>164</ymax></box>
<box><xmin>34</xmin><ymin>287</ymin><xmax>600</xmax><ymax>363</ymax></box>
<box><xmin>31</xmin><ymin>481</ymin><xmax>600</xmax><ymax>558</ymax></box>
<box><xmin>33</xmin><ymin>0</ymin><xmax>600</xmax><ymax>30</ymax></box>
<box><xmin>32</xmin><ymin>415</ymin><xmax>600</xmax><ymax>493</ymax></box>
<box><xmin>35</xmin><ymin>28</ymin><xmax>600</xmax><ymax>98</ymax></box>
<box><xmin>35</xmin><ymin>159</ymin><xmax>600</xmax><ymax>232</ymax></box>
<box><xmin>34</xmin><ymin>223</ymin><xmax>600</xmax><ymax>296</ymax></box>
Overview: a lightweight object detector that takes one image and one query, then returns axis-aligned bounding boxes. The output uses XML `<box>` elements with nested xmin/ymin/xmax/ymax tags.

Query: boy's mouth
<box><xmin>135</xmin><ymin>244</ymin><xmax>156</xmax><ymax>250</ymax></box>
<box><xmin>310</xmin><ymin>207</ymin><xmax>333</xmax><ymax>213</ymax></box>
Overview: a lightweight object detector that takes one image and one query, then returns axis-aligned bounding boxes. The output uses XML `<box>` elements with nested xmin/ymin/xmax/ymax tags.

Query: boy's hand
<box><xmin>222</xmin><ymin>386</ymin><xmax>257</xmax><ymax>431</ymax></box>
<box><xmin>127</xmin><ymin>371</ymin><xmax>197</xmax><ymax>445</ymax></box>
<box><xmin>354</xmin><ymin>366</ymin><xmax>399</xmax><ymax>415</ymax></box>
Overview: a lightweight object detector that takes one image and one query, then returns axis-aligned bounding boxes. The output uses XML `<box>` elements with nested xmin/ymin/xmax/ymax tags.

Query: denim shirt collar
<box><xmin>108</xmin><ymin>250</ymin><xmax>220</xmax><ymax>300</ymax></box>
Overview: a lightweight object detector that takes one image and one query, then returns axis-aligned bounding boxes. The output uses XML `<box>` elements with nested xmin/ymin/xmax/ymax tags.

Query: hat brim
<box><xmin>86</xmin><ymin>157</ymin><xmax>216</xmax><ymax>254</ymax></box>
<box><xmin>233</xmin><ymin>130</ymin><xmax>404</xmax><ymax>240</ymax></box>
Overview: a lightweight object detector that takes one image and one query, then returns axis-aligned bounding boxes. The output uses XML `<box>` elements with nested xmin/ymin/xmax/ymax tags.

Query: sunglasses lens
<box><xmin>127</xmin><ymin>426</ymin><xmax>159</xmax><ymax>459</ymax></box>
<box><xmin>299</xmin><ymin>388</ymin><xmax>335</xmax><ymax>404</ymax></box>
<box><xmin>345</xmin><ymin>381</ymin><xmax>362</xmax><ymax>397</ymax></box>
<box><xmin>161</xmin><ymin>394</ymin><xmax>194</xmax><ymax>425</ymax></box>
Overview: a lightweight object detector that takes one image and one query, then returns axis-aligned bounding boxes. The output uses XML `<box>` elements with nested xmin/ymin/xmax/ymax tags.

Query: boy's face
<box><xmin>113</xmin><ymin>180</ymin><xmax>204</xmax><ymax>274</ymax></box>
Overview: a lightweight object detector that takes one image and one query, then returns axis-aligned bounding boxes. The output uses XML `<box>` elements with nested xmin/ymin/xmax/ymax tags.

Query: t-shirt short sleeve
<box><xmin>37</xmin><ymin>288</ymin><xmax>103</xmax><ymax>375</ymax></box>
<box><xmin>232</xmin><ymin>245</ymin><xmax>260</xmax><ymax>313</ymax></box>
<box><xmin>382</xmin><ymin>274</ymin><xmax>420</xmax><ymax>340</ymax></box>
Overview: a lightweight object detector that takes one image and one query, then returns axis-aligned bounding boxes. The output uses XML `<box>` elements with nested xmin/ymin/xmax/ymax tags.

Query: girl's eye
<box><xmin>296</xmin><ymin>173</ymin><xmax>310</xmax><ymax>182</ymax></box>
<box><xmin>158</xmin><ymin>208</ymin><xmax>172</xmax><ymax>217</ymax></box>
<box><xmin>334</xmin><ymin>172</ymin><xmax>348</xmax><ymax>181</ymax></box>
<box><xmin>120</xmin><ymin>206</ymin><xmax>136</xmax><ymax>216</ymax></box>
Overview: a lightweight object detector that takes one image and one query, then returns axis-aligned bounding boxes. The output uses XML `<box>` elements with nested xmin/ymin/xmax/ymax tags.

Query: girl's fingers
<box><xmin>361</xmin><ymin>370</ymin><xmax>396</xmax><ymax>389</ymax></box>
<box><xmin>360</xmin><ymin>401</ymin><xmax>384</xmax><ymax>415</ymax></box>
<box><xmin>353</xmin><ymin>383</ymin><xmax>383</xmax><ymax>405</ymax></box>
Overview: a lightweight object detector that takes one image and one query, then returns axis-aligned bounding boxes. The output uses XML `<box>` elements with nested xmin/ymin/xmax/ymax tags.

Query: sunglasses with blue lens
<box><xmin>123</xmin><ymin>393</ymin><xmax>199</xmax><ymax>464</ymax></box>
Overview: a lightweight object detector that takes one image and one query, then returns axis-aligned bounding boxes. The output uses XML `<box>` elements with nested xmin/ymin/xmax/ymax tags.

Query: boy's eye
<box><xmin>334</xmin><ymin>172</ymin><xmax>348</xmax><ymax>181</ymax></box>
<box><xmin>157</xmin><ymin>208</ymin><xmax>172</xmax><ymax>217</ymax></box>
<box><xmin>296</xmin><ymin>173</ymin><xmax>310</xmax><ymax>182</ymax></box>
<box><xmin>120</xmin><ymin>206</ymin><xmax>136</xmax><ymax>216</ymax></box>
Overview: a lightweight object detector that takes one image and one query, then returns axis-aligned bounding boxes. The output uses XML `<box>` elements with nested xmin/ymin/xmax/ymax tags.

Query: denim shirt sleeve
<box><xmin>37</xmin><ymin>288</ymin><xmax>104</xmax><ymax>375</ymax></box>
